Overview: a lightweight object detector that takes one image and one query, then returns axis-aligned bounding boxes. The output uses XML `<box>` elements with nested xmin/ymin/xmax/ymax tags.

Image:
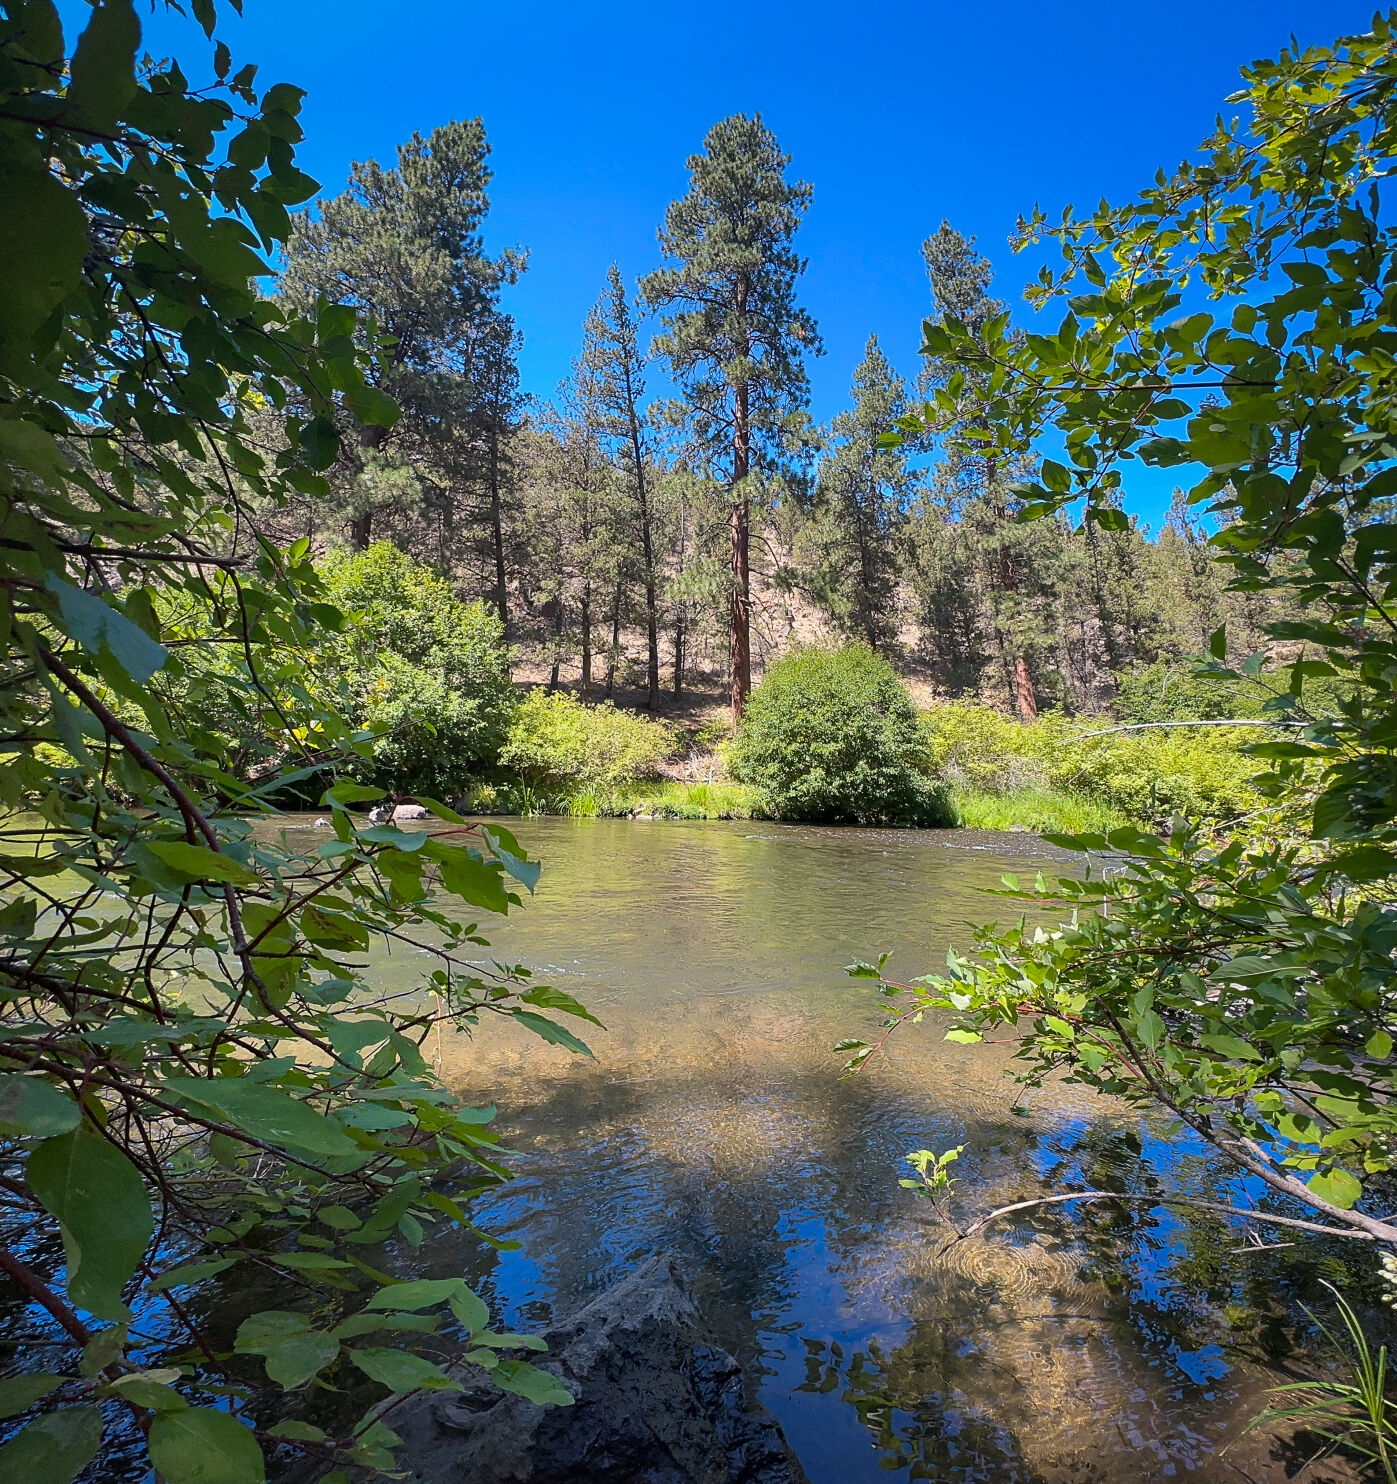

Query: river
<box><xmin>312</xmin><ymin>815</ymin><xmax>1362</xmax><ymax>1483</ymax></box>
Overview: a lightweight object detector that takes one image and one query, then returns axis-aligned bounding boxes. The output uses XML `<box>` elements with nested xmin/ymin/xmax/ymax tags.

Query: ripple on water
<box><xmin>267</xmin><ymin>815</ymin><xmax>1369</xmax><ymax>1484</ymax></box>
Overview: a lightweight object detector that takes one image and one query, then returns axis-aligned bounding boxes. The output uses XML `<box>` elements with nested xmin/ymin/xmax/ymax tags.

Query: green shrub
<box><xmin>1113</xmin><ymin>661</ymin><xmax>1264</xmax><ymax>724</ymax></box>
<box><xmin>732</xmin><ymin>645</ymin><xmax>952</xmax><ymax>825</ymax></box>
<box><xmin>924</xmin><ymin>701</ymin><xmax>1260</xmax><ymax>824</ymax></box>
<box><xmin>499</xmin><ymin>689</ymin><xmax>678</xmax><ymax>791</ymax></box>
<box><xmin>322</xmin><ymin>543</ymin><xmax>515</xmax><ymax>797</ymax></box>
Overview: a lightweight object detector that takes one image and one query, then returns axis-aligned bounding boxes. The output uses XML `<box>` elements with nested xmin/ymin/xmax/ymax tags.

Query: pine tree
<box><xmin>801</xmin><ymin>336</ymin><xmax>914</xmax><ymax>651</ymax></box>
<box><xmin>918</xmin><ymin>222</ymin><xmax>1051</xmax><ymax>719</ymax></box>
<box><xmin>280</xmin><ymin>120</ymin><xmax>523</xmax><ymax>551</ymax></box>
<box><xmin>584</xmin><ymin>267</ymin><xmax>664</xmax><ymax>707</ymax></box>
<box><xmin>642</xmin><ymin>114</ymin><xmax>820</xmax><ymax>719</ymax></box>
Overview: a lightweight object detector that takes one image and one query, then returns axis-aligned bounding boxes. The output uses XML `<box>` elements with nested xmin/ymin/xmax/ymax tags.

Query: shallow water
<box><xmin>299</xmin><ymin>815</ymin><xmax>1371</xmax><ymax>1483</ymax></box>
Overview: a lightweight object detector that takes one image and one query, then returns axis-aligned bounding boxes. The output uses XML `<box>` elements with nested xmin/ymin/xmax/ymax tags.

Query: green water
<box><xmin>298</xmin><ymin>816</ymin><xmax>1361</xmax><ymax>1481</ymax></box>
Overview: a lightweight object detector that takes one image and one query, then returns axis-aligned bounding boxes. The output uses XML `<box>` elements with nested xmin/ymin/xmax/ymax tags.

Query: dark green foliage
<box><xmin>280</xmin><ymin>118</ymin><xmax>523</xmax><ymax>567</ymax></box>
<box><xmin>732</xmin><ymin>646</ymin><xmax>951</xmax><ymax>825</ymax></box>
<box><xmin>800</xmin><ymin>336</ymin><xmax>912</xmax><ymax>651</ymax></box>
<box><xmin>322</xmin><ymin>543</ymin><xmax>515</xmax><ymax>796</ymax></box>
<box><xmin>642</xmin><ymin>113</ymin><xmax>820</xmax><ymax>716</ymax></box>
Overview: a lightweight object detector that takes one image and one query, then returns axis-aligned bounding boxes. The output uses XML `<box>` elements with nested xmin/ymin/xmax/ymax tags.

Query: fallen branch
<box><xmin>938</xmin><ymin>1189</ymin><xmax>1393</xmax><ymax>1255</ymax></box>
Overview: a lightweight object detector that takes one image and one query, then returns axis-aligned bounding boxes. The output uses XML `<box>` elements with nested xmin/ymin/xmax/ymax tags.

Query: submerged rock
<box><xmin>388</xmin><ymin>1254</ymin><xmax>809</xmax><ymax>1484</ymax></box>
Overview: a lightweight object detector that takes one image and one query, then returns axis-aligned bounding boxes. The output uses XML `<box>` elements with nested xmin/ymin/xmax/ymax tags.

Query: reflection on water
<box><xmin>295</xmin><ymin>816</ymin><xmax>1374</xmax><ymax>1481</ymax></box>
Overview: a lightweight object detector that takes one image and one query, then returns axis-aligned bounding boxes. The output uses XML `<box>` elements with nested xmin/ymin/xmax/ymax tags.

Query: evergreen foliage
<box><xmin>799</xmin><ymin>336</ymin><xmax>912</xmax><ymax>652</ymax></box>
<box><xmin>280</xmin><ymin>118</ymin><xmax>524</xmax><ymax>574</ymax></box>
<box><xmin>732</xmin><ymin>647</ymin><xmax>951</xmax><ymax>825</ymax></box>
<box><xmin>642</xmin><ymin>114</ymin><xmax>821</xmax><ymax>718</ymax></box>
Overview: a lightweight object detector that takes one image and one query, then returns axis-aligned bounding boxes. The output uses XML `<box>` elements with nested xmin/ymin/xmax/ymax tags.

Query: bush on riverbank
<box><xmin>323</xmin><ymin>543</ymin><xmax>515</xmax><ymax>797</ymax></box>
<box><xmin>923</xmin><ymin>702</ymin><xmax>1260</xmax><ymax>825</ymax></box>
<box><xmin>732</xmin><ymin>646</ymin><xmax>953</xmax><ymax>826</ymax></box>
<box><xmin>499</xmin><ymin>689</ymin><xmax>678</xmax><ymax>791</ymax></box>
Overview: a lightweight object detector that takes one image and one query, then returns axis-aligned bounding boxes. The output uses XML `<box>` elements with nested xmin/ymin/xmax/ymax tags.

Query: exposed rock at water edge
<box><xmin>386</xmin><ymin>1254</ymin><xmax>810</xmax><ymax>1484</ymax></box>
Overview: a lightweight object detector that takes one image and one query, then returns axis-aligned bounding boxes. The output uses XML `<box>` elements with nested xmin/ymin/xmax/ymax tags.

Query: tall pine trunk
<box><xmin>604</xmin><ymin>582</ymin><xmax>622</xmax><ymax>697</ymax></box>
<box><xmin>349</xmin><ymin>423</ymin><xmax>388</xmax><ymax>550</ymax></box>
<box><xmin>487</xmin><ymin>421</ymin><xmax>507</xmax><ymax>627</ymax></box>
<box><xmin>580</xmin><ymin>584</ymin><xmax>592</xmax><ymax>699</ymax></box>
<box><xmin>632</xmin><ymin>439</ymin><xmax>660</xmax><ymax>708</ymax></box>
<box><xmin>730</xmin><ymin>380</ymin><xmax>752</xmax><ymax>722</ymax></box>
<box><xmin>988</xmin><ymin>455</ymin><xmax>1037</xmax><ymax>721</ymax></box>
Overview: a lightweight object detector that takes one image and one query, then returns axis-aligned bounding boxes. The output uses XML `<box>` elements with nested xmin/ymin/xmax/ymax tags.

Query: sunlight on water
<box><xmin>278</xmin><ymin>815</ymin><xmax>1367</xmax><ymax>1483</ymax></box>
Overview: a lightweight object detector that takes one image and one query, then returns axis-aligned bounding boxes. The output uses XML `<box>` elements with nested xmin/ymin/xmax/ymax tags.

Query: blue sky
<box><xmin>127</xmin><ymin>0</ymin><xmax>1373</xmax><ymax>524</ymax></box>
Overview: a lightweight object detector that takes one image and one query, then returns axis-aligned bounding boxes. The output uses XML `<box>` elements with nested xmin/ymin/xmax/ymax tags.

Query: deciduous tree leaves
<box><xmin>28</xmin><ymin>1125</ymin><xmax>152</xmax><ymax>1321</ymax></box>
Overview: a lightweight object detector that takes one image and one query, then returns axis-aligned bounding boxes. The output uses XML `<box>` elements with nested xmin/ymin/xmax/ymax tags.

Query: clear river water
<box><xmin>297</xmin><ymin>814</ymin><xmax>1368</xmax><ymax>1484</ymax></box>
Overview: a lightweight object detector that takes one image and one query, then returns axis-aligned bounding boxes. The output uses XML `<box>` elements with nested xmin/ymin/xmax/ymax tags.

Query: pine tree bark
<box><xmin>580</xmin><ymin>585</ymin><xmax>592</xmax><ymax>699</ymax></box>
<box><xmin>349</xmin><ymin>423</ymin><xmax>389</xmax><ymax>550</ymax></box>
<box><xmin>618</xmin><ymin>356</ymin><xmax>661</xmax><ymax>710</ymax></box>
<box><xmin>487</xmin><ymin>422</ymin><xmax>507</xmax><ymax>628</ymax></box>
<box><xmin>730</xmin><ymin>378</ymin><xmax>752</xmax><ymax>723</ymax></box>
<box><xmin>604</xmin><ymin>583</ymin><xmax>622</xmax><ymax>697</ymax></box>
<box><xmin>988</xmin><ymin>455</ymin><xmax>1038</xmax><ymax>721</ymax></box>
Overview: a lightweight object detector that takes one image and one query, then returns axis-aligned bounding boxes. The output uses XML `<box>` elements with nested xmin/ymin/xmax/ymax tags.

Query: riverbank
<box><xmin>464</xmin><ymin>778</ymin><xmax>1132</xmax><ymax>832</ymax></box>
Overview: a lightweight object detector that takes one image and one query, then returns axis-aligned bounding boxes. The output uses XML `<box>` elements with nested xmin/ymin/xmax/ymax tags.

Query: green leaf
<box><xmin>448</xmin><ymin>1286</ymin><xmax>489</xmax><ymax>1334</ymax></box>
<box><xmin>109</xmin><ymin>1373</ymin><xmax>187</xmax><ymax>1411</ymax></box>
<box><xmin>1307</xmin><ymin>1168</ymin><xmax>1362</xmax><ymax>1210</ymax></box>
<box><xmin>44</xmin><ymin>575</ymin><xmax>167</xmax><ymax>682</ymax></box>
<box><xmin>510</xmin><ymin>1010</ymin><xmax>593</xmax><ymax>1057</ymax></box>
<box><xmin>27</xmin><ymin>1125</ymin><xmax>152</xmax><ymax>1320</ymax></box>
<box><xmin>0</xmin><ymin>1075</ymin><xmax>80</xmax><ymax>1137</ymax></box>
<box><xmin>298</xmin><ymin>416</ymin><xmax>339</xmax><ymax>470</ymax></box>
<box><xmin>943</xmin><ymin>1028</ymin><xmax>982</xmax><ymax>1044</ymax></box>
<box><xmin>264</xmin><ymin>1422</ymin><xmax>327</xmax><ymax>1443</ymax></box>
<box><xmin>250</xmin><ymin>1330</ymin><xmax>339</xmax><ymax>1390</ymax></box>
<box><xmin>350</xmin><ymin>1347</ymin><xmax>461</xmax><ymax>1393</ymax></box>
<box><xmin>160</xmin><ymin>1077</ymin><xmax>358</xmax><ymax>1158</ymax></box>
<box><xmin>67</xmin><ymin>0</ymin><xmax>139</xmax><ymax>129</ymax></box>
<box><xmin>148</xmin><ymin>1407</ymin><xmax>265</xmax><ymax>1484</ymax></box>
<box><xmin>0</xmin><ymin>1374</ymin><xmax>61</xmax><ymax>1419</ymax></box>
<box><xmin>146</xmin><ymin>1258</ymin><xmax>235</xmax><ymax>1294</ymax></box>
<box><xmin>482</xmin><ymin>827</ymin><xmax>541</xmax><ymax>893</ymax></box>
<box><xmin>320</xmin><ymin>782</ymin><xmax>387</xmax><ymax>807</ymax></box>
<box><xmin>366</xmin><ymin>1278</ymin><xmax>467</xmax><ymax>1312</ymax></box>
<box><xmin>1366</xmin><ymin>1031</ymin><xmax>1394</xmax><ymax>1060</ymax></box>
<box><xmin>342</xmin><ymin>382</ymin><xmax>401</xmax><ymax>431</ymax></box>
<box><xmin>491</xmin><ymin>1359</ymin><xmax>574</xmax><ymax>1407</ymax></box>
<box><xmin>421</xmin><ymin>841</ymin><xmax>509</xmax><ymax>913</ymax></box>
<box><xmin>519</xmin><ymin>984</ymin><xmax>602</xmax><ymax>1026</ymax></box>
<box><xmin>144</xmin><ymin>841</ymin><xmax>259</xmax><ymax>887</ymax></box>
<box><xmin>1199</xmin><ymin>1033</ymin><xmax>1262</xmax><ymax>1062</ymax></box>
<box><xmin>0</xmin><ymin>156</ymin><xmax>88</xmax><ymax>365</ymax></box>
<box><xmin>0</xmin><ymin>1405</ymin><xmax>102</xmax><ymax>1483</ymax></box>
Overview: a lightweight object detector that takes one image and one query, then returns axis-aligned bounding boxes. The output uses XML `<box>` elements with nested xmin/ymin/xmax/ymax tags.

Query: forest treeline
<box><xmin>262</xmin><ymin>117</ymin><xmax>1287</xmax><ymax>722</ymax></box>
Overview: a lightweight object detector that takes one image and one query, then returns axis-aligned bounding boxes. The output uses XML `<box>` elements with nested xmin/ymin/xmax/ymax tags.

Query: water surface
<box><xmin>313</xmin><ymin>817</ymin><xmax>1366</xmax><ymax>1481</ymax></box>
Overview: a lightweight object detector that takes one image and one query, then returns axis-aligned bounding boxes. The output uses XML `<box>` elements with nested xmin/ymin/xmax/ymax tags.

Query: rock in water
<box><xmin>389</xmin><ymin>1255</ymin><xmax>809</xmax><ymax>1484</ymax></box>
<box><xmin>393</xmin><ymin>803</ymin><xmax>432</xmax><ymax>822</ymax></box>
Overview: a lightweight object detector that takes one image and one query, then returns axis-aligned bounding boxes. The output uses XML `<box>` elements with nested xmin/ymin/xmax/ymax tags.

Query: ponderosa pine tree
<box><xmin>584</xmin><ymin>267</ymin><xmax>663</xmax><ymax>707</ymax></box>
<box><xmin>642</xmin><ymin>114</ymin><xmax>820</xmax><ymax>719</ymax></box>
<box><xmin>470</xmin><ymin>312</ymin><xmax>526</xmax><ymax>625</ymax></box>
<box><xmin>801</xmin><ymin>336</ymin><xmax>914</xmax><ymax>651</ymax></box>
<box><xmin>280</xmin><ymin>120</ymin><xmax>523</xmax><ymax>551</ymax></box>
<box><xmin>918</xmin><ymin>222</ymin><xmax>1050</xmax><ymax>719</ymax></box>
